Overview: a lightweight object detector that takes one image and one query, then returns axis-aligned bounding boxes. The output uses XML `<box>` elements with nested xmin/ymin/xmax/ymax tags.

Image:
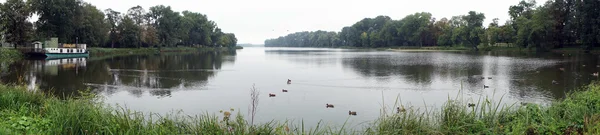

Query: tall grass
<box><xmin>3</xmin><ymin>82</ymin><xmax>600</xmax><ymax>134</ymax></box>
<box><xmin>369</xmin><ymin>82</ymin><xmax>600</xmax><ymax>134</ymax></box>
<box><xmin>0</xmin><ymin>84</ymin><xmax>350</xmax><ymax>135</ymax></box>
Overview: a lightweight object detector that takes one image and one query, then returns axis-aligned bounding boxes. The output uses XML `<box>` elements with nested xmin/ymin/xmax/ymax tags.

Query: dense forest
<box><xmin>265</xmin><ymin>0</ymin><xmax>600</xmax><ymax>51</ymax></box>
<box><xmin>0</xmin><ymin>0</ymin><xmax>237</xmax><ymax>48</ymax></box>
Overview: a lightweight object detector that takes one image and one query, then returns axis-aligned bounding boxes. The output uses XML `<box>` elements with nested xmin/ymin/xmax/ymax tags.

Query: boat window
<box><xmin>60</xmin><ymin>49</ymin><xmax>62</xmax><ymax>53</ymax></box>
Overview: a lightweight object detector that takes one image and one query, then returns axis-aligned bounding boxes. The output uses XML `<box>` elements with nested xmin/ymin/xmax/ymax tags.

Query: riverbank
<box><xmin>2</xmin><ymin>82</ymin><xmax>600</xmax><ymax>134</ymax></box>
<box><xmin>88</xmin><ymin>47</ymin><xmax>242</xmax><ymax>57</ymax></box>
<box><xmin>0</xmin><ymin>48</ymin><xmax>22</xmax><ymax>63</ymax></box>
<box><xmin>337</xmin><ymin>45</ymin><xmax>600</xmax><ymax>53</ymax></box>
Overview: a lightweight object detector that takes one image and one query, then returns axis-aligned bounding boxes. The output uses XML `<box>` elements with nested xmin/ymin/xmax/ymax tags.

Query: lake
<box><xmin>1</xmin><ymin>47</ymin><xmax>599</xmax><ymax>128</ymax></box>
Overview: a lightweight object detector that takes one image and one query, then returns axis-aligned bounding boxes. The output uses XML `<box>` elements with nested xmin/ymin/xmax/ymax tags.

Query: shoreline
<box><xmin>89</xmin><ymin>47</ymin><xmax>241</xmax><ymax>57</ymax></box>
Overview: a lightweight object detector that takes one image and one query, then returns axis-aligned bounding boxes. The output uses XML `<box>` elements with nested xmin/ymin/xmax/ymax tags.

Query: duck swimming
<box><xmin>348</xmin><ymin>111</ymin><xmax>357</xmax><ymax>116</ymax></box>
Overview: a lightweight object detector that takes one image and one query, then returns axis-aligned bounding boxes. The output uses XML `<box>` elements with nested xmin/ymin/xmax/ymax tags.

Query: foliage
<box><xmin>117</xmin><ymin>16</ymin><xmax>140</xmax><ymax>48</ymax></box>
<box><xmin>0</xmin><ymin>0</ymin><xmax>32</xmax><ymax>48</ymax></box>
<box><xmin>0</xmin><ymin>48</ymin><xmax>22</xmax><ymax>63</ymax></box>
<box><xmin>266</xmin><ymin>0</ymin><xmax>600</xmax><ymax>52</ymax></box>
<box><xmin>0</xmin><ymin>1</ymin><xmax>236</xmax><ymax>49</ymax></box>
<box><xmin>78</xmin><ymin>3</ymin><xmax>108</xmax><ymax>47</ymax></box>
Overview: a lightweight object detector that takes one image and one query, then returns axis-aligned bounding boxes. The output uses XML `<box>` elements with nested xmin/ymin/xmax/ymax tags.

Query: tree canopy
<box><xmin>0</xmin><ymin>0</ymin><xmax>237</xmax><ymax>48</ymax></box>
<box><xmin>266</xmin><ymin>0</ymin><xmax>600</xmax><ymax>51</ymax></box>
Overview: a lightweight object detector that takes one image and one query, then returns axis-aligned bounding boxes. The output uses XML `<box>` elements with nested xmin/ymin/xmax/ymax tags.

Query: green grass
<box><xmin>0</xmin><ymin>84</ymin><xmax>351</xmax><ymax>135</ymax></box>
<box><xmin>3</xmin><ymin>82</ymin><xmax>600</xmax><ymax>134</ymax></box>
<box><xmin>367</xmin><ymin>82</ymin><xmax>600</xmax><ymax>134</ymax></box>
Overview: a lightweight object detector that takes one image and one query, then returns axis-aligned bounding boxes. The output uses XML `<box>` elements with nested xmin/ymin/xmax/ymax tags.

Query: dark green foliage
<box><xmin>0</xmin><ymin>0</ymin><xmax>32</xmax><ymax>48</ymax></box>
<box><xmin>266</xmin><ymin>0</ymin><xmax>600</xmax><ymax>51</ymax></box>
<box><xmin>1</xmin><ymin>1</ymin><xmax>235</xmax><ymax>49</ymax></box>
<box><xmin>78</xmin><ymin>3</ymin><xmax>108</xmax><ymax>47</ymax></box>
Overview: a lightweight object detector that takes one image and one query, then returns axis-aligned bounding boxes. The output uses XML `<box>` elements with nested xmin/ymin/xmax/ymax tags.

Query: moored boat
<box><xmin>27</xmin><ymin>38</ymin><xmax>89</xmax><ymax>60</ymax></box>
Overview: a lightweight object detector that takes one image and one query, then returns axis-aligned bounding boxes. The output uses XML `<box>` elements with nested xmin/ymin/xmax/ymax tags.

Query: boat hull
<box><xmin>45</xmin><ymin>53</ymin><xmax>89</xmax><ymax>60</ymax></box>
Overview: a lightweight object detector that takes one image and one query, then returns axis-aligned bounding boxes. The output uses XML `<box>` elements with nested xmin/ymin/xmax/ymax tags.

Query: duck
<box><xmin>484</xmin><ymin>85</ymin><xmax>490</xmax><ymax>89</ymax></box>
<box><xmin>536</xmin><ymin>71</ymin><xmax>540</xmax><ymax>74</ymax></box>
<box><xmin>468</xmin><ymin>103</ymin><xmax>476</xmax><ymax>107</ymax></box>
<box><xmin>397</xmin><ymin>106</ymin><xmax>406</xmax><ymax>113</ymax></box>
<box><xmin>326</xmin><ymin>104</ymin><xmax>334</xmax><ymax>108</ymax></box>
<box><xmin>559</xmin><ymin>68</ymin><xmax>565</xmax><ymax>71</ymax></box>
<box><xmin>487</xmin><ymin>77</ymin><xmax>492</xmax><ymax>79</ymax></box>
<box><xmin>269</xmin><ymin>93</ymin><xmax>276</xmax><ymax>97</ymax></box>
<box><xmin>287</xmin><ymin>79</ymin><xmax>291</xmax><ymax>84</ymax></box>
<box><xmin>593</xmin><ymin>72</ymin><xmax>599</xmax><ymax>77</ymax></box>
<box><xmin>348</xmin><ymin>111</ymin><xmax>357</xmax><ymax>116</ymax></box>
<box><xmin>282</xmin><ymin>89</ymin><xmax>288</xmax><ymax>92</ymax></box>
<box><xmin>552</xmin><ymin>80</ymin><xmax>559</xmax><ymax>85</ymax></box>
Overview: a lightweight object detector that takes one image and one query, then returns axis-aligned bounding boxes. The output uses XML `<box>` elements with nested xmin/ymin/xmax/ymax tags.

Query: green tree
<box><xmin>78</xmin><ymin>3</ymin><xmax>108</xmax><ymax>47</ymax></box>
<box><xmin>148</xmin><ymin>5</ymin><xmax>181</xmax><ymax>47</ymax></box>
<box><xmin>435</xmin><ymin>18</ymin><xmax>453</xmax><ymax>46</ymax></box>
<box><xmin>118</xmin><ymin>16</ymin><xmax>140</xmax><ymax>48</ymax></box>
<box><xmin>143</xmin><ymin>25</ymin><xmax>159</xmax><ymax>47</ymax></box>
<box><xmin>1</xmin><ymin>0</ymin><xmax>32</xmax><ymax>48</ymax></box>
<box><xmin>462</xmin><ymin>11</ymin><xmax>485</xmax><ymax>51</ymax></box>
<box><xmin>579</xmin><ymin>0</ymin><xmax>600</xmax><ymax>50</ymax></box>
<box><xmin>398</xmin><ymin>12</ymin><xmax>432</xmax><ymax>46</ymax></box>
<box><xmin>29</xmin><ymin>0</ymin><xmax>82</xmax><ymax>43</ymax></box>
<box><xmin>127</xmin><ymin>5</ymin><xmax>145</xmax><ymax>48</ymax></box>
<box><xmin>104</xmin><ymin>8</ymin><xmax>121</xmax><ymax>48</ymax></box>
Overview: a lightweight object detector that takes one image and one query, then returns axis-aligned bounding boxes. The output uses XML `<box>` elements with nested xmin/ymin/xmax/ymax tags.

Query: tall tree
<box><xmin>579</xmin><ymin>0</ymin><xmax>600</xmax><ymax>50</ymax></box>
<box><xmin>104</xmin><ymin>8</ymin><xmax>121</xmax><ymax>48</ymax></box>
<box><xmin>148</xmin><ymin>5</ymin><xmax>181</xmax><ymax>47</ymax></box>
<box><xmin>128</xmin><ymin>5</ymin><xmax>145</xmax><ymax>48</ymax></box>
<box><xmin>29</xmin><ymin>0</ymin><xmax>82</xmax><ymax>43</ymax></box>
<box><xmin>462</xmin><ymin>11</ymin><xmax>486</xmax><ymax>51</ymax></box>
<box><xmin>1</xmin><ymin>0</ymin><xmax>32</xmax><ymax>48</ymax></box>
<box><xmin>78</xmin><ymin>3</ymin><xmax>108</xmax><ymax>47</ymax></box>
<box><xmin>118</xmin><ymin>16</ymin><xmax>140</xmax><ymax>48</ymax></box>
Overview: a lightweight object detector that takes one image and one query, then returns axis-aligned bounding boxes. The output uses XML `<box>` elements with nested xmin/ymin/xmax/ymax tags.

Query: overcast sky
<box><xmin>4</xmin><ymin>0</ymin><xmax>548</xmax><ymax>44</ymax></box>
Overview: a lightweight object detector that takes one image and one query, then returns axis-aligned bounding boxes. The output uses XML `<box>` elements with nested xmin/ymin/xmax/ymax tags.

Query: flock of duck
<box><xmin>268</xmin><ymin>79</ymin><xmax>358</xmax><ymax>116</ymax></box>
<box><xmin>269</xmin><ymin>66</ymin><xmax>599</xmax><ymax>114</ymax></box>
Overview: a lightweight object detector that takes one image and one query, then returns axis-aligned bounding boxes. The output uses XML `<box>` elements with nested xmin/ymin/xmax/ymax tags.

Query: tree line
<box><xmin>265</xmin><ymin>0</ymin><xmax>600</xmax><ymax>51</ymax></box>
<box><xmin>0</xmin><ymin>0</ymin><xmax>237</xmax><ymax>48</ymax></box>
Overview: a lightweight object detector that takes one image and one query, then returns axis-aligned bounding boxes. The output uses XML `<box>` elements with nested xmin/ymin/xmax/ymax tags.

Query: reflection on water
<box><xmin>1</xmin><ymin>47</ymin><xmax>599</xmax><ymax>128</ymax></box>
<box><xmin>0</xmin><ymin>51</ymin><xmax>236</xmax><ymax>98</ymax></box>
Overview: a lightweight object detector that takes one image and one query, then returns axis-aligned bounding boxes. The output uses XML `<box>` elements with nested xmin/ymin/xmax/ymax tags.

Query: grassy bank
<box><xmin>0</xmin><ymin>48</ymin><xmax>23</xmax><ymax>63</ymax></box>
<box><xmin>2</xmin><ymin>82</ymin><xmax>600</xmax><ymax>134</ymax></box>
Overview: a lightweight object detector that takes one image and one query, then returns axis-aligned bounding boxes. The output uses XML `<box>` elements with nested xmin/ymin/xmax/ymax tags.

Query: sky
<box><xmin>4</xmin><ymin>0</ymin><xmax>548</xmax><ymax>44</ymax></box>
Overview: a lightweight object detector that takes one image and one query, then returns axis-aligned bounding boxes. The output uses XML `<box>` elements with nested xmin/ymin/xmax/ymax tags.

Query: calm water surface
<box><xmin>1</xmin><ymin>47</ymin><xmax>600</xmax><ymax>127</ymax></box>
